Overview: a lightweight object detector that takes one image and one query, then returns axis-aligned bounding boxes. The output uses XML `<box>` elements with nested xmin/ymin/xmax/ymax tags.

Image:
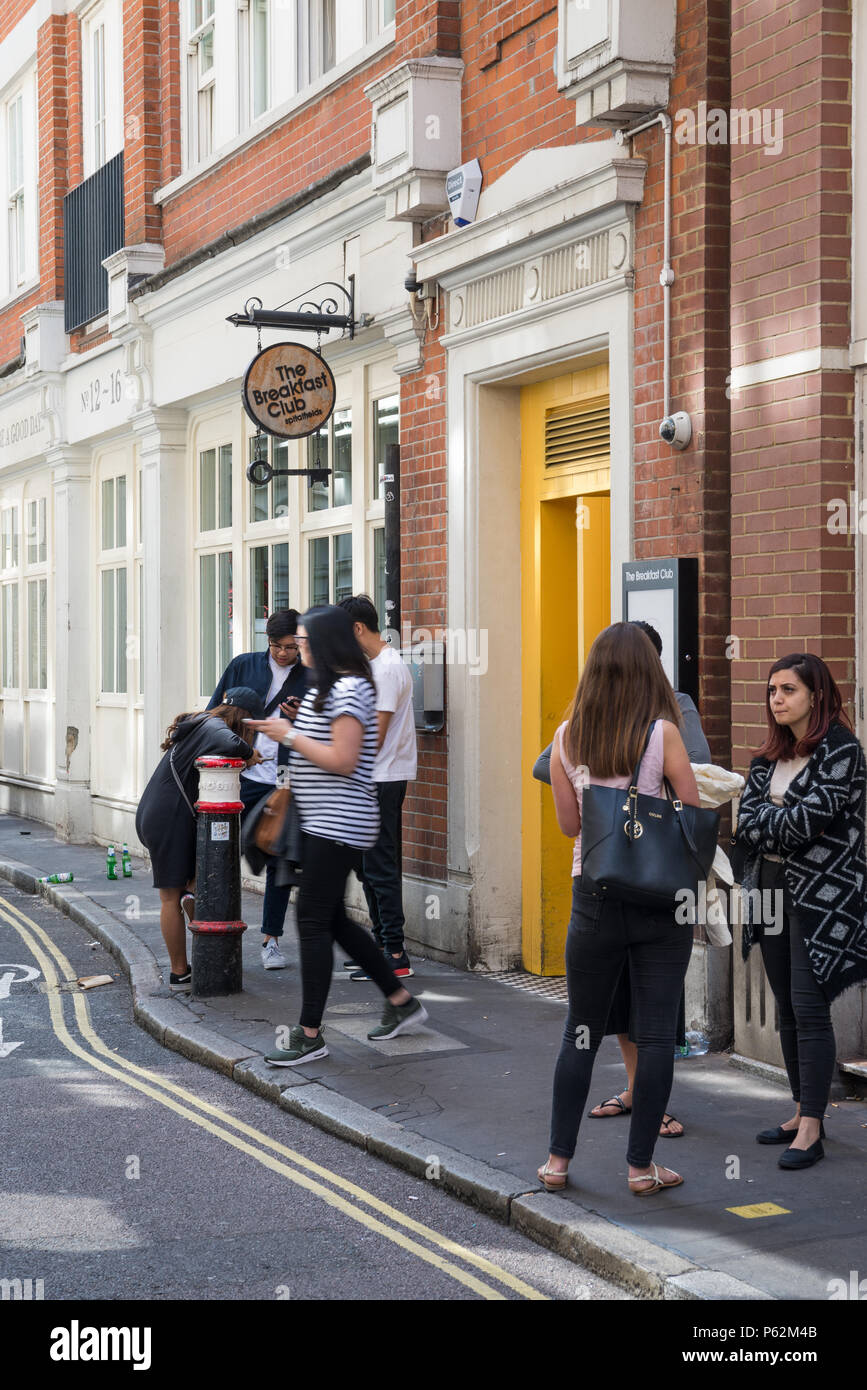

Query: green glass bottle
<box><xmin>121</xmin><ymin>843</ymin><xmax>132</xmax><ymax>878</ymax></box>
<box><xmin>106</xmin><ymin>846</ymin><xmax>118</xmax><ymax>881</ymax></box>
<box><xmin>39</xmin><ymin>872</ymin><xmax>74</xmax><ymax>884</ymax></box>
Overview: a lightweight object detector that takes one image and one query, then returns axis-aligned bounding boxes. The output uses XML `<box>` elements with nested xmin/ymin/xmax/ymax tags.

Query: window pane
<box><xmin>219</xmin><ymin>444</ymin><xmax>233</xmax><ymax>528</ymax></box>
<box><xmin>26</xmin><ymin>501</ymin><xmax>36</xmax><ymax>565</ymax></box>
<box><xmin>252</xmin><ymin>0</ymin><xmax>269</xmax><ymax>117</ymax></box>
<box><xmin>272</xmin><ymin>441</ymin><xmax>289</xmax><ymax>517</ymax></box>
<box><xmin>273</xmin><ymin>543</ymin><xmax>289</xmax><ymax>612</ymax></box>
<box><xmin>373</xmin><ymin>527</ymin><xmax>386</xmax><ymax>635</ymax></box>
<box><xmin>101</xmin><ymin>569</ymin><xmax>115</xmax><ymax>692</ymax></box>
<box><xmin>3</xmin><ymin>584</ymin><xmax>18</xmax><ymax>687</ymax></box>
<box><xmin>198</xmin><ymin>26</ymin><xmax>214</xmax><ymax>76</ymax></box>
<box><xmin>39</xmin><ymin>578</ymin><xmax>47</xmax><ymax>688</ymax></box>
<box><xmin>200</xmin><ymin>449</ymin><xmax>216</xmax><ymax>531</ymax></box>
<box><xmin>332</xmin><ymin>407</ymin><xmax>352</xmax><ymax>507</ymax></box>
<box><xmin>333</xmin><ymin>532</ymin><xmax>352</xmax><ymax>603</ymax></box>
<box><xmin>116</xmin><ymin>476</ymin><xmax>127</xmax><ymax>548</ymax></box>
<box><xmin>198</xmin><ymin>82</ymin><xmax>214</xmax><ymax>159</ymax></box>
<box><xmin>10</xmin><ymin>507</ymin><xmax>18</xmax><ymax>567</ymax></box>
<box><xmin>199</xmin><ymin>553</ymin><xmax>216</xmax><ymax>695</ymax></box>
<box><xmin>116</xmin><ymin>567</ymin><xmax>128</xmax><ymax>693</ymax></box>
<box><xmin>321</xmin><ymin>0</ymin><xmax>336</xmax><ymax>72</ymax></box>
<box><xmin>102</xmin><ymin>479</ymin><xmax>115</xmax><ymax>549</ymax></box>
<box><xmin>218</xmin><ymin>550</ymin><xmax>233</xmax><ymax>674</ymax></box>
<box><xmin>307</xmin><ymin>426</ymin><xmax>330</xmax><ymax>511</ymax></box>
<box><xmin>39</xmin><ymin>498</ymin><xmax>47</xmax><ymax>563</ymax></box>
<box><xmin>138</xmin><ymin>562</ymin><xmax>144</xmax><ymax>697</ymax></box>
<box><xmin>249</xmin><ymin>438</ymin><xmax>269</xmax><ymax>522</ymax></box>
<box><xmin>27</xmin><ymin>579</ymin><xmax>37</xmax><ymax>688</ymax></box>
<box><xmin>309</xmin><ymin>536</ymin><xmax>329</xmax><ymax>607</ymax></box>
<box><xmin>373</xmin><ymin>394</ymin><xmax>399</xmax><ymax>501</ymax></box>
<box><xmin>250</xmin><ymin>545</ymin><xmax>268</xmax><ymax>651</ymax></box>
<box><xmin>383</xmin><ymin>0</ymin><xmax>395</xmax><ymax>23</ymax></box>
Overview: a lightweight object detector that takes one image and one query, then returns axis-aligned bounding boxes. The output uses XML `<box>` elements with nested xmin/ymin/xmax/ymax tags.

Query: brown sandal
<box><xmin>537</xmin><ymin>1160</ymin><xmax>568</xmax><ymax>1192</ymax></box>
<box><xmin>628</xmin><ymin>1162</ymin><xmax>684</xmax><ymax>1197</ymax></box>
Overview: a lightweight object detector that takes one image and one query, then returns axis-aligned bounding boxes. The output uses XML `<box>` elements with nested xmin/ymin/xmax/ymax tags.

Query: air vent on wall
<box><xmin>545</xmin><ymin>400</ymin><xmax>610</xmax><ymax>469</ymax></box>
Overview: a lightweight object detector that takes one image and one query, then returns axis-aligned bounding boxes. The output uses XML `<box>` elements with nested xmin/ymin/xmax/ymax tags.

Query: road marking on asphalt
<box><xmin>0</xmin><ymin>1016</ymin><xmax>23</xmax><ymax>1057</ymax></box>
<box><xmin>0</xmin><ymin>894</ymin><xmax>547</xmax><ymax>1302</ymax></box>
<box><xmin>0</xmin><ymin>963</ymin><xmax>40</xmax><ymax>997</ymax></box>
<box><xmin>726</xmin><ymin>1202</ymin><xmax>791</xmax><ymax>1219</ymax></box>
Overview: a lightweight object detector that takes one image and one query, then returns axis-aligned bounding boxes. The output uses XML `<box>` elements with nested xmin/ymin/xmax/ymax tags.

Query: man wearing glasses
<box><xmin>207</xmin><ymin>609</ymin><xmax>308</xmax><ymax>968</ymax></box>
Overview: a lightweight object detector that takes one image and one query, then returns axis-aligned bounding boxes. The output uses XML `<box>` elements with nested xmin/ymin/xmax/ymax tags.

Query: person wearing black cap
<box><xmin>207</xmin><ymin>609</ymin><xmax>308</xmax><ymax>969</ymax></box>
<box><xmin>135</xmin><ymin>690</ymin><xmax>264</xmax><ymax>989</ymax></box>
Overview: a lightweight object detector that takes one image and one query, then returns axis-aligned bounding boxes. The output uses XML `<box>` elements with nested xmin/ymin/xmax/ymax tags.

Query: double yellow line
<box><xmin>0</xmin><ymin>892</ymin><xmax>548</xmax><ymax>1302</ymax></box>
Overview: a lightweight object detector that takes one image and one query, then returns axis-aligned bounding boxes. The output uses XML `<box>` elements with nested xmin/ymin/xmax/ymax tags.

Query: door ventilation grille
<box><xmin>545</xmin><ymin>402</ymin><xmax>610</xmax><ymax>469</ymax></box>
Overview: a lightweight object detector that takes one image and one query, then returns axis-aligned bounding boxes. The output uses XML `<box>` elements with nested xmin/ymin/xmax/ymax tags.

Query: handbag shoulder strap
<box><xmin>629</xmin><ymin>720</ymin><xmax>657</xmax><ymax>789</ymax></box>
<box><xmin>169</xmin><ymin>745</ymin><xmax>197</xmax><ymax>819</ymax></box>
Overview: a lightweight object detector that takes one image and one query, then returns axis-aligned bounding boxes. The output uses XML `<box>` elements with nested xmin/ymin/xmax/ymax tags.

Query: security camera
<box><xmin>659</xmin><ymin>411</ymin><xmax>692</xmax><ymax>450</ymax></box>
<box><xmin>404</xmin><ymin>270</ymin><xmax>421</xmax><ymax>295</ymax></box>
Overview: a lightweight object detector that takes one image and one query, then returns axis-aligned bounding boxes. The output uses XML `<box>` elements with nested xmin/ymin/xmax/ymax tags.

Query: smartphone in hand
<box><xmin>280</xmin><ymin>696</ymin><xmax>302</xmax><ymax>721</ymax></box>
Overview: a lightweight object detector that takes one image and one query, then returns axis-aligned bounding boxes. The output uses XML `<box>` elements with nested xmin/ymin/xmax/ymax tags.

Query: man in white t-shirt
<box><xmin>339</xmin><ymin>595</ymin><xmax>417</xmax><ymax>978</ymax></box>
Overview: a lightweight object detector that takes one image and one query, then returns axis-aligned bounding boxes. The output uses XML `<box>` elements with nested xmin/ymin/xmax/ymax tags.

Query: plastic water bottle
<box><xmin>685</xmin><ymin>1029</ymin><xmax>710</xmax><ymax>1056</ymax></box>
<box><xmin>106</xmin><ymin>846</ymin><xmax>118</xmax><ymax>881</ymax></box>
<box><xmin>39</xmin><ymin>872</ymin><xmax>74</xmax><ymax>884</ymax></box>
<box><xmin>121</xmin><ymin>843</ymin><xmax>132</xmax><ymax>878</ymax></box>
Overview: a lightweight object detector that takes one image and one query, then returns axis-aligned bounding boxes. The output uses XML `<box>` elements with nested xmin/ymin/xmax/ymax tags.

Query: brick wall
<box><xmin>0</xmin><ymin>0</ymin><xmax>34</xmax><ymax>46</ymax></box>
<box><xmin>729</xmin><ymin>0</ymin><xmax>854</xmax><ymax>769</ymax></box>
<box><xmin>632</xmin><ymin>0</ymin><xmax>733</xmax><ymax>767</ymax></box>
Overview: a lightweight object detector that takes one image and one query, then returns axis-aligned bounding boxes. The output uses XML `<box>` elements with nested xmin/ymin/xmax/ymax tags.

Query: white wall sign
<box><xmin>66</xmin><ymin>348</ymin><xmax>131</xmax><ymax>443</ymax></box>
<box><xmin>0</xmin><ymin>393</ymin><xmax>48</xmax><ymax>469</ymax></box>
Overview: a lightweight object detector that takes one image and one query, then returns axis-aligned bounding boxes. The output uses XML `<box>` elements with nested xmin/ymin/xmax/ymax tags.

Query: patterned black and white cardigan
<box><xmin>733</xmin><ymin>721</ymin><xmax>867</xmax><ymax>1001</ymax></box>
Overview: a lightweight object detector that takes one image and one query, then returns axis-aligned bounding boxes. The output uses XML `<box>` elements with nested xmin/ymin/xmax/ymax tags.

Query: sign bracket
<box><xmin>227</xmin><ymin>277</ymin><xmax>364</xmax><ymax>339</ymax></box>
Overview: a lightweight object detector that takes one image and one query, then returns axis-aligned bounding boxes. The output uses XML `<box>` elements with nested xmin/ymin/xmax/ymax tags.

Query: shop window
<box><xmin>200</xmin><ymin>550</ymin><xmax>233</xmax><ymax>696</ymax></box>
<box><xmin>1</xmin><ymin>507</ymin><xmax>19</xmax><ymax>570</ymax></box>
<box><xmin>249</xmin><ymin>542</ymin><xmax>289</xmax><ymax>649</ymax></box>
<box><xmin>307</xmin><ymin>532</ymin><xmax>352</xmax><ymax>606</ymax></box>
<box><xmin>27</xmin><ymin>578</ymin><xmax>47</xmax><ymax>690</ymax></box>
<box><xmin>100</xmin><ymin>565</ymin><xmax>127</xmax><ymax>693</ymax></box>
<box><xmin>248</xmin><ymin>436</ymin><xmax>289</xmax><ymax>522</ymax></box>
<box><xmin>373</xmin><ymin>394</ymin><xmax>398</xmax><ymax>501</ymax></box>
<box><xmin>1</xmin><ymin>582</ymin><xmax>18</xmax><ymax>687</ymax></box>
<box><xmin>101</xmin><ymin>475</ymin><xmax>127</xmax><ymax>549</ymax></box>
<box><xmin>306</xmin><ymin>406</ymin><xmax>351</xmax><ymax>511</ymax></box>
<box><xmin>200</xmin><ymin>444</ymin><xmax>232</xmax><ymax>532</ymax></box>
<box><xmin>26</xmin><ymin>498</ymin><xmax>46</xmax><ymax>564</ymax></box>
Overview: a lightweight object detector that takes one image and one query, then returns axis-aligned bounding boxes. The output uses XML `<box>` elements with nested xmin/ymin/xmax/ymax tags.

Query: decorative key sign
<box><xmin>242</xmin><ymin>342</ymin><xmax>336</xmax><ymax>439</ymax></box>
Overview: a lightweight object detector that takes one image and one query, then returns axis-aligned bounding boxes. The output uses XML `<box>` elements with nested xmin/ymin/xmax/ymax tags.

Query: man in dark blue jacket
<box><xmin>208</xmin><ymin>609</ymin><xmax>308</xmax><ymax>968</ymax></box>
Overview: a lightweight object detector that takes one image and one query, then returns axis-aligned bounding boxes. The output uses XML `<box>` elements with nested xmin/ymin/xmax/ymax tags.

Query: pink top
<box><xmin>555</xmin><ymin>719</ymin><xmax>666</xmax><ymax>877</ymax></box>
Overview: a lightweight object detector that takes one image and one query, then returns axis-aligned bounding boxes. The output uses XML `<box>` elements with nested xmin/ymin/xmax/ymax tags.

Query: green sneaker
<box><xmin>367</xmin><ymin>997</ymin><xmax>429</xmax><ymax>1041</ymax></box>
<box><xmin>264</xmin><ymin>1026</ymin><xmax>328</xmax><ymax>1067</ymax></box>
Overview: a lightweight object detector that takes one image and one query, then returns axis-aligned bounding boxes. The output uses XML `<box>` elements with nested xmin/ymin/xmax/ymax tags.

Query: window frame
<box><xmin>81</xmin><ymin>0</ymin><xmax>124</xmax><ymax>177</ymax></box>
<box><xmin>187</xmin><ymin>0</ymin><xmax>217</xmax><ymax>164</ymax></box>
<box><xmin>97</xmin><ymin>466</ymin><xmax>131</xmax><ymax>702</ymax></box>
<box><xmin>298</xmin><ymin>0</ymin><xmax>395</xmax><ymax>90</ymax></box>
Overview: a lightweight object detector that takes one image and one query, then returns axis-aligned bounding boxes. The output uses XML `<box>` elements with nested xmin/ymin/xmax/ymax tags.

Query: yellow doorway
<box><xmin>520</xmin><ymin>366</ymin><xmax>611</xmax><ymax>975</ymax></box>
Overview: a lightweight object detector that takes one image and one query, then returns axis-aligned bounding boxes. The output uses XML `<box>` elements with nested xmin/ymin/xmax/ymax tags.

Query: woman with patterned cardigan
<box><xmin>732</xmin><ymin>653</ymin><xmax>867</xmax><ymax>1170</ymax></box>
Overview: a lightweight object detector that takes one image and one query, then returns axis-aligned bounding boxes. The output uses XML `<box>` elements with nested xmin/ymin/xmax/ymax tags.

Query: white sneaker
<box><xmin>261</xmin><ymin>939</ymin><xmax>288</xmax><ymax>970</ymax></box>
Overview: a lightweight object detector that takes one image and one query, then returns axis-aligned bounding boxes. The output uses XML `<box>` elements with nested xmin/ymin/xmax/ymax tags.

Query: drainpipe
<box><xmin>615</xmin><ymin>113</ymin><xmax>673</xmax><ymax>419</ymax></box>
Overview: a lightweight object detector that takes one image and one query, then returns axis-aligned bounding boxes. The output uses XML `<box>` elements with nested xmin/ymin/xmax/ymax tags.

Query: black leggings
<box><xmin>549</xmin><ymin>880</ymin><xmax>693</xmax><ymax>1167</ymax></box>
<box><xmin>757</xmin><ymin>859</ymin><xmax>836</xmax><ymax>1120</ymax></box>
<box><xmin>296</xmin><ymin>832</ymin><xmax>400</xmax><ymax>1029</ymax></box>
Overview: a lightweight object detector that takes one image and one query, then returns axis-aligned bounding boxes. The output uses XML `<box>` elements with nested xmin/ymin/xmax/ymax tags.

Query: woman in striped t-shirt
<box><xmin>245</xmin><ymin>605</ymin><xmax>428</xmax><ymax>1065</ymax></box>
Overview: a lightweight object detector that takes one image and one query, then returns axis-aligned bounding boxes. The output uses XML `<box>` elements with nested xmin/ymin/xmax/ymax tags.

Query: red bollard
<box><xmin>190</xmin><ymin>756</ymin><xmax>248</xmax><ymax>997</ymax></box>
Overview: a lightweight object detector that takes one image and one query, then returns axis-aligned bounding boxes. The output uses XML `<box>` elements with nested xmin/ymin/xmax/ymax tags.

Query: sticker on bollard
<box><xmin>210</xmin><ymin>822</ymin><xmax>230</xmax><ymax>841</ymax></box>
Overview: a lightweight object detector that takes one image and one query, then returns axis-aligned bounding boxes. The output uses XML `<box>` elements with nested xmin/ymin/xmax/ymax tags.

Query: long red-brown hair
<box><xmin>758</xmin><ymin>652</ymin><xmax>851</xmax><ymax>760</ymax></box>
<box><xmin>564</xmin><ymin>622</ymin><xmax>682</xmax><ymax>777</ymax></box>
<box><xmin>161</xmin><ymin>704</ymin><xmax>253</xmax><ymax>751</ymax></box>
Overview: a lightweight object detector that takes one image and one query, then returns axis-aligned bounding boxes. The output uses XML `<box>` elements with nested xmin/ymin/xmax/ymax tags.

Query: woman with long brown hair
<box><xmin>539</xmin><ymin>623</ymin><xmax>701</xmax><ymax>1196</ymax></box>
<box><xmin>733</xmin><ymin>654</ymin><xmax>867</xmax><ymax>1170</ymax></box>
<box><xmin>135</xmin><ymin>688</ymin><xmax>264</xmax><ymax>989</ymax></box>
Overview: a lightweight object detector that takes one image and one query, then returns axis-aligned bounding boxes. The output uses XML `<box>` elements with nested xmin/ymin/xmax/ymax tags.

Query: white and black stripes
<box><xmin>289</xmin><ymin>677</ymin><xmax>380</xmax><ymax>850</ymax></box>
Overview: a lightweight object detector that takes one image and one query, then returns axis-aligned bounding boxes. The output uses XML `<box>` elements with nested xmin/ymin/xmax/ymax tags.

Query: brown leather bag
<box><xmin>253</xmin><ymin>787</ymin><xmax>292</xmax><ymax>855</ymax></box>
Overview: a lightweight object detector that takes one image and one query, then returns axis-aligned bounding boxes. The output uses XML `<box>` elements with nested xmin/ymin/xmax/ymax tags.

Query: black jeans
<box><xmin>240</xmin><ymin>777</ymin><xmax>291</xmax><ymax>939</ymax></box>
<box><xmin>296</xmin><ymin>832</ymin><xmax>401</xmax><ymax>1029</ymax></box>
<box><xmin>550</xmin><ymin>879</ymin><xmax>693</xmax><ymax>1167</ymax></box>
<box><xmin>361</xmin><ymin>780</ymin><xmax>407</xmax><ymax>954</ymax></box>
<box><xmin>757</xmin><ymin>859</ymin><xmax>836</xmax><ymax>1120</ymax></box>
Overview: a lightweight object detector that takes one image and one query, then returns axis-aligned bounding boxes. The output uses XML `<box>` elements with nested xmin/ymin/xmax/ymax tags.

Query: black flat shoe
<box><xmin>757</xmin><ymin>1121</ymin><xmax>825</xmax><ymax>1145</ymax></box>
<box><xmin>778</xmin><ymin>1139</ymin><xmax>824</xmax><ymax>1170</ymax></box>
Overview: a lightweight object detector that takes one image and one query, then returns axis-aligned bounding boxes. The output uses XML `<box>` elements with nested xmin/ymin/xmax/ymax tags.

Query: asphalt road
<box><xmin>0</xmin><ymin>882</ymin><xmax>630</xmax><ymax>1304</ymax></box>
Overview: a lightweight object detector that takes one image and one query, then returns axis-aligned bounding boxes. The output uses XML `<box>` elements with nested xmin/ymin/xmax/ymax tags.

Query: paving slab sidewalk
<box><xmin>2</xmin><ymin>811</ymin><xmax>866</xmax><ymax>1302</ymax></box>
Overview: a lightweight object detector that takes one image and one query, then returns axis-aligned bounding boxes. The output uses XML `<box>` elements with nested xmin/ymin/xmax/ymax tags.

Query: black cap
<box><xmin>223</xmin><ymin>686</ymin><xmax>266</xmax><ymax>720</ymax></box>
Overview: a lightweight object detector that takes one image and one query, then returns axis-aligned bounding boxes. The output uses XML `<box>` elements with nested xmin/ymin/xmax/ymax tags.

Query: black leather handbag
<box><xmin>580</xmin><ymin>722</ymin><xmax>720</xmax><ymax>910</ymax></box>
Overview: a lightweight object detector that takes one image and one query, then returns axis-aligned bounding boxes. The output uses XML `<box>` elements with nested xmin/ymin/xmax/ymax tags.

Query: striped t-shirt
<box><xmin>289</xmin><ymin>676</ymin><xmax>380</xmax><ymax>849</ymax></box>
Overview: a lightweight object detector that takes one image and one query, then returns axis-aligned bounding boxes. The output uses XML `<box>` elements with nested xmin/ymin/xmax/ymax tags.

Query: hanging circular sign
<box><xmin>242</xmin><ymin>342</ymin><xmax>336</xmax><ymax>440</ymax></box>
